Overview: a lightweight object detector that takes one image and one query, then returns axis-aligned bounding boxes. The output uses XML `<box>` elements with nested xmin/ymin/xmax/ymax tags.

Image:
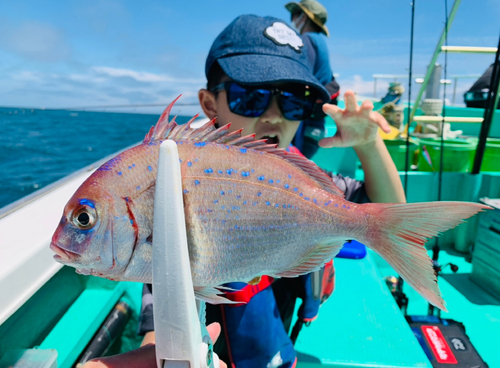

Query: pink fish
<box><xmin>50</xmin><ymin>98</ymin><xmax>489</xmax><ymax>309</ymax></box>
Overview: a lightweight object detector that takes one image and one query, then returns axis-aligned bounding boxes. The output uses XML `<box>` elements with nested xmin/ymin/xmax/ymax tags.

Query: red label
<box><xmin>421</xmin><ymin>325</ymin><xmax>458</xmax><ymax>364</ymax></box>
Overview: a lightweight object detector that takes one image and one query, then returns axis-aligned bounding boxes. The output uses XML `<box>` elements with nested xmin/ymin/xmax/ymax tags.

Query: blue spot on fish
<box><xmin>187</xmin><ymin>161</ymin><xmax>192</xmax><ymax>167</ymax></box>
<box><xmin>130</xmin><ymin>219</ymin><xmax>134</xmax><ymax>225</ymax></box>
<box><xmin>205</xmin><ymin>168</ymin><xmax>213</xmax><ymax>174</ymax></box>
<box><xmin>266</xmin><ymin>201</ymin><xmax>271</xmax><ymax>206</ymax></box>
<box><xmin>118</xmin><ymin>172</ymin><xmax>122</xmax><ymax>176</ymax></box>
<box><xmin>183</xmin><ymin>189</ymin><xmax>188</xmax><ymax>194</ymax></box>
<box><xmin>132</xmin><ymin>164</ymin><xmax>135</xmax><ymax>167</ymax></box>
<box><xmin>243</xmin><ymin>201</ymin><xmax>247</xmax><ymax>205</ymax></box>
<box><xmin>251</xmin><ymin>169</ymin><xmax>255</xmax><ymax>172</ymax></box>
<box><xmin>275</xmin><ymin>204</ymin><xmax>279</xmax><ymax>208</ymax></box>
<box><xmin>300</xmin><ymin>193</ymin><xmax>303</xmax><ymax>197</ymax></box>
<box><xmin>195</xmin><ymin>180</ymin><xmax>200</xmax><ymax>185</ymax></box>
<box><xmin>258</xmin><ymin>176</ymin><xmax>265</xmax><ymax>181</ymax></box>
<box><xmin>221</xmin><ymin>206</ymin><xmax>225</xmax><ymax>210</ymax></box>
<box><xmin>335</xmin><ymin>204</ymin><xmax>339</xmax><ymax>207</ymax></box>
<box><xmin>269</xmin><ymin>179</ymin><xmax>273</xmax><ymax>184</ymax></box>
<box><xmin>343</xmin><ymin>204</ymin><xmax>346</xmax><ymax>208</ymax></box>
<box><xmin>214</xmin><ymin>200</ymin><xmax>219</xmax><ymax>204</ymax></box>
<box><xmin>283</xmin><ymin>204</ymin><xmax>286</xmax><ymax>208</ymax></box>
<box><xmin>194</xmin><ymin>142</ymin><xmax>206</xmax><ymax>147</ymax></box>
<box><xmin>226</xmin><ymin>169</ymin><xmax>232</xmax><ymax>175</ymax></box>
<box><xmin>257</xmin><ymin>192</ymin><xmax>262</xmax><ymax>196</ymax></box>
<box><xmin>285</xmin><ymin>184</ymin><xmax>289</xmax><ymax>189</ymax></box>
<box><xmin>288</xmin><ymin>174</ymin><xmax>292</xmax><ymax>179</ymax></box>
<box><xmin>325</xmin><ymin>201</ymin><xmax>332</xmax><ymax>206</ymax></box>
<box><xmin>240</xmin><ymin>148</ymin><xmax>247</xmax><ymax>153</ymax></box>
<box><xmin>220</xmin><ymin>191</ymin><xmax>225</xmax><ymax>195</ymax></box>
<box><xmin>236</xmin><ymin>195</ymin><xmax>241</xmax><ymax>199</ymax></box>
<box><xmin>253</xmin><ymin>202</ymin><xmax>258</xmax><ymax>206</ymax></box>
<box><xmin>79</xmin><ymin>199</ymin><xmax>95</xmax><ymax>208</ymax></box>
<box><xmin>136</xmin><ymin>186</ymin><xmax>141</xmax><ymax>190</ymax></box>
<box><xmin>305</xmin><ymin>197</ymin><xmax>310</xmax><ymax>201</ymax></box>
<box><xmin>148</xmin><ymin>166</ymin><xmax>152</xmax><ymax>171</ymax></box>
<box><xmin>294</xmin><ymin>188</ymin><xmax>298</xmax><ymax>192</ymax></box>
<box><xmin>241</xmin><ymin>171</ymin><xmax>250</xmax><ymax>177</ymax></box>
<box><xmin>313</xmin><ymin>199</ymin><xmax>318</xmax><ymax>204</ymax></box>
<box><xmin>128</xmin><ymin>166</ymin><xmax>132</xmax><ymax>169</ymax></box>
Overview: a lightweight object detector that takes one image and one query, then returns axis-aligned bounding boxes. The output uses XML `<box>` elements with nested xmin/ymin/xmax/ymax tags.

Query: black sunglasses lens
<box><xmin>227</xmin><ymin>83</ymin><xmax>271</xmax><ymax>117</ymax></box>
<box><xmin>279</xmin><ymin>91</ymin><xmax>315</xmax><ymax>120</ymax></box>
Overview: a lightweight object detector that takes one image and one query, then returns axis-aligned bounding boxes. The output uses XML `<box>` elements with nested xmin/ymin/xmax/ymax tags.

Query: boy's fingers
<box><xmin>360</xmin><ymin>100</ymin><xmax>373</xmax><ymax>117</ymax></box>
<box><xmin>373</xmin><ymin>112</ymin><xmax>392</xmax><ymax>133</ymax></box>
<box><xmin>344</xmin><ymin>90</ymin><xmax>358</xmax><ymax>112</ymax></box>
<box><xmin>207</xmin><ymin>322</ymin><xmax>222</xmax><ymax>343</ymax></box>
<box><xmin>322</xmin><ymin>103</ymin><xmax>343</xmax><ymax>120</ymax></box>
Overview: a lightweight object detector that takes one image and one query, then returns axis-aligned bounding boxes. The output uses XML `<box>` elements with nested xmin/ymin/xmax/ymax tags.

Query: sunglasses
<box><xmin>211</xmin><ymin>81</ymin><xmax>318</xmax><ymax>121</ymax></box>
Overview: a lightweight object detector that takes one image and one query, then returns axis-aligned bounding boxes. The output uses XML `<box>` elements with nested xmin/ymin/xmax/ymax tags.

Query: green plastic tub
<box><xmin>481</xmin><ymin>138</ymin><xmax>500</xmax><ymax>172</ymax></box>
<box><xmin>384</xmin><ymin>139</ymin><xmax>418</xmax><ymax>171</ymax></box>
<box><xmin>417</xmin><ymin>138</ymin><xmax>476</xmax><ymax>172</ymax></box>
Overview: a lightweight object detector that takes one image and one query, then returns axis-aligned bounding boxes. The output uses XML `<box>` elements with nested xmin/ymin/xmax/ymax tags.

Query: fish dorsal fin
<box><xmin>145</xmin><ymin>100</ymin><xmax>344</xmax><ymax>197</ymax></box>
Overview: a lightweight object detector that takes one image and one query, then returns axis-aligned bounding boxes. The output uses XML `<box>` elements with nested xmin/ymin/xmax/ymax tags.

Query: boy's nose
<box><xmin>260</xmin><ymin>97</ymin><xmax>284</xmax><ymax>125</ymax></box>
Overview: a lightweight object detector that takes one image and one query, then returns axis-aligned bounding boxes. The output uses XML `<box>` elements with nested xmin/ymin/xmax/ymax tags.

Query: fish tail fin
<box><xmin>359</xmin><ymin>201</ymin><xmax>490</xmax><ymax>311</ymax></box>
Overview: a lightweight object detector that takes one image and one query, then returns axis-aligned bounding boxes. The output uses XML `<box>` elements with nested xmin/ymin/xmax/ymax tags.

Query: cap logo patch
<box><xmin>264</xmin><ymin>22</ymin><xmax>303</xmax><ymax>52</ymax></box>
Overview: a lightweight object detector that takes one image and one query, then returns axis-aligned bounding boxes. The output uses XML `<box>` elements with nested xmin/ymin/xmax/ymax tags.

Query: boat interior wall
<box><xmin>0</xmin><ymin>170</ymin><xmax>93</xmax><ymax>326</ymax></box>
<box><xmin>400</xmin><ymin>172</ymin><xmax>500</xmax><ymax>252</ymax></box>
<box><xmin>0</xmin><ymin>267</ymin><xmax>84</xmax><ymax>356</ymax></box>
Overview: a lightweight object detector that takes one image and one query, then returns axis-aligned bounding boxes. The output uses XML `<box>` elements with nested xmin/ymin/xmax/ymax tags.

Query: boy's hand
<box><xmin>319</xmin><ymin>90</ymin><xmax>391</xmax><ymax>149</ymax></box>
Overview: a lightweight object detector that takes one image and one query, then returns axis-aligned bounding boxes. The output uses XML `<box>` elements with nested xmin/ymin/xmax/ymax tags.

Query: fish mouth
<box><xmin>50</xmin><ymin>242</ymin><xmax>78</xmax><ymax>263</ymax></box>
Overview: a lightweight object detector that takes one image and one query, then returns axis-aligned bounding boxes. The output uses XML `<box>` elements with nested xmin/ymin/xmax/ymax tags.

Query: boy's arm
<box><xmin>319</xmin><ymin>90</ymin><xmax>406</xmax><ymax>204</ymax></box>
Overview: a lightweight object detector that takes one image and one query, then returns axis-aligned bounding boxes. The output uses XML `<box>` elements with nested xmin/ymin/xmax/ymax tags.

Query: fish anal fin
<box><xmin>194</xmin><ymin>286</ymin><xmax>239</xmax><ymax>305</ymax></box>
<box><xmin>273</xmin><ymin>240</ymin><xmax>345</xmax><ymax>278</ymax></box>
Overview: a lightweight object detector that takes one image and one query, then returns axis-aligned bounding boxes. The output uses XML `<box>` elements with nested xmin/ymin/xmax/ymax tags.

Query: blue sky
<box><xmin>0</xmin><ymin>0</ymin><xmax>499</xmax><ymax>115</ymax></box>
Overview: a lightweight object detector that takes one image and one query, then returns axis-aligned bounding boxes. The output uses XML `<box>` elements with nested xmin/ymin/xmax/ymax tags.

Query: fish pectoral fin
<box><xmin>247</xmin><ymin>276</ymin><xmax>262</xmax><ymax>285</ymax></box>
<box><xmin>273</xmin><ymin>240</ymin><xmax>345</xmax><ymax>278</ymax></box>
<box><xmin>194</xmin><ymin>286</ymin><xmax>239</xmax><ymax>305</ymax></box>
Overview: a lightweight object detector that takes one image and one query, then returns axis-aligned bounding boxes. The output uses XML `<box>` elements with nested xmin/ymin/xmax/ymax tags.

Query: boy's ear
<box><xmin>198</xmin><ymin>89</ymin><xmax>218</xmax><ymax>119</ymax></box>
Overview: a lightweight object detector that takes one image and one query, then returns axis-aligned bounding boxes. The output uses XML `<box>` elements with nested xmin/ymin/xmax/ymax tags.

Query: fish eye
<box><xmin>73</xmin><ymin>207</ymin><xmax>96</xmax><ymax>229</ymax></box>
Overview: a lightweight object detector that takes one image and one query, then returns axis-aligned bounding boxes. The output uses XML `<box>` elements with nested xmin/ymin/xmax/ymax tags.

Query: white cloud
<box><xmin>337</xmin><ymin>75</ymin><xmax>389</xmax><ymax>99</ymax></box>
<box><xmin>92</xmin><ymin>66</ymin><xmax>204</xmax><ymax>84</ymax></box>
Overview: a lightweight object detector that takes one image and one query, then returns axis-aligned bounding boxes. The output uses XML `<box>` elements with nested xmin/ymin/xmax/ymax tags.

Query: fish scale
<box><xmin>51</xmin><ymin>98</ymin><xmax>491</xmax><ymax>308</ymax></box>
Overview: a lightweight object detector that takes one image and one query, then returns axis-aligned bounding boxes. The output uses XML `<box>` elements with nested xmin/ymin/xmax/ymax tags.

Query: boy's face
<box><xmin>198</xmin><ymin>82</ymin><xmax>302</xmax><ymax>149</ymax></box>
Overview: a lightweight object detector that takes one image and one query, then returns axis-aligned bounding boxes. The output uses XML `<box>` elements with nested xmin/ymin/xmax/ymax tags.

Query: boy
<box><xmin>140</xmin><ymin>14</ymin><xmax>404</xmax><ymax>368</ymax></box>
<box><xmin>85</xmin><ymin>14</ymin><xmax>404</xmax><ymax>368</ymax></box>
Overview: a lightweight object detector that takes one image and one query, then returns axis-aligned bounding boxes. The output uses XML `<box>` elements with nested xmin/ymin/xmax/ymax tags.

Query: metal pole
<box><xmin>406</xmin><ymin>0</ymin><xmax>462</xmax><ymax>134</ymax></box>
<box><xmin>472</xmin><ymin>34</ymin><xmax>500</xmax><ymax>174</ymax></box>
<box><xmin>453</xmin><ymin>77</ymin><xmax>458</xmax><ymax>104</ymax></box>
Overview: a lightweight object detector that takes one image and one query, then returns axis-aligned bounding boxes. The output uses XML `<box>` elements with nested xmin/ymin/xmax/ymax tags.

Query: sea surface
<box><xmin>0</xmin><ymin>107</ymin><xmax>192</xmax><ymax>209</ymax></box>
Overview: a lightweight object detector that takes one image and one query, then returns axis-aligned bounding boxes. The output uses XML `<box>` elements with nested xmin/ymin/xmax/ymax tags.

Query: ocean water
<box><xmin>0</xmin><ymin>107</ymin><xmax>192</xmax><ymax>209</ymax></box>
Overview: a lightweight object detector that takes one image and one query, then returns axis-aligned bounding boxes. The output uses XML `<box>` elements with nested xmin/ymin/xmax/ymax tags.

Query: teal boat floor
<box><xmin>373</xmin><ymin>248</ymin><xmax>500</xmax><ymax>367</ymax></box>
<box><xmin>294</xmin><ymin>252</ymin><xmax>431</xmax><ymax>367</ymax></box>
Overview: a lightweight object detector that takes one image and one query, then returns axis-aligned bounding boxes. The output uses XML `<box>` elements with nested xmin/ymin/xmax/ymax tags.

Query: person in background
<box><xmin>137</xmin><ymin>14</ymin><xmax>405</xmax><ymax>368</ymax></box>
<box><xmin>286</xmin><ymin>0</ymin><xmax>340</xmax><ymax>159</ymax></box>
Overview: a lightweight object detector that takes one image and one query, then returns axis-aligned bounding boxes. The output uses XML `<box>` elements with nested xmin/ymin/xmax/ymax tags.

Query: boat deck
<box><xmin>294</xmin><ymin>249</ymin><xmax>500</xmax><ymax>367</ymax></box>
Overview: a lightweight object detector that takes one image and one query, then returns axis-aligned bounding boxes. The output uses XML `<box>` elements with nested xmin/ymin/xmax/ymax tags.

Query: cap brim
<box><xmin>218</xmin><ymin>54</ymin><xmax>330</xmax><ymax>102</ymax></box>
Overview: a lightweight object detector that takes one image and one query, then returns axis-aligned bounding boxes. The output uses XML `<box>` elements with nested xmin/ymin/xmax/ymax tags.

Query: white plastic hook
<box><xmin>153</xmin><ymin>139</ymin><xmax>219</xmax><ymax>368</ymax></box>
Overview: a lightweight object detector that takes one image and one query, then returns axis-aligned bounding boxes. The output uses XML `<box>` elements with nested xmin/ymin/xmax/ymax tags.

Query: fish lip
<box><xmin>50</xmin><ymin>242</ymin><xmax>78</xmax><ymax>263</ymax></box>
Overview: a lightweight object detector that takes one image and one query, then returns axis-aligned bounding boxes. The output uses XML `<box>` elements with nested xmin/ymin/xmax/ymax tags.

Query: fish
<box><xmin>50</xmin><ymin>97</ymin><xmax>490</xmax><ymax>310</ymax></box>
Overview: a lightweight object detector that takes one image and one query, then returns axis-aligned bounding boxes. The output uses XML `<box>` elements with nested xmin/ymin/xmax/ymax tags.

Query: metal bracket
<box><xmin>153</xmin><ymin>139</ymin><xmax>219</xmax><ymax>368</ymax></box>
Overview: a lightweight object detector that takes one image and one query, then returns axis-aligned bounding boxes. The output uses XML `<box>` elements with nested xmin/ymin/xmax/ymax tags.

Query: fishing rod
<box><xmin>403</xmin><ymin>0</ymin><xmax>416</xmax><ymax>195</ymax></box>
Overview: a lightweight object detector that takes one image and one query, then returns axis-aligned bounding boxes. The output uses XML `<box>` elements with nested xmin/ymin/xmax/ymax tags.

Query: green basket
<box><xmin>384</xmin><ymin>139</ymin><xmax>418</xmax><ymax>171</ymax></box>
<box><xmin>417</xmin><ymin>138</ymin><xmax>476</xmax><ymax>172</ymax></box>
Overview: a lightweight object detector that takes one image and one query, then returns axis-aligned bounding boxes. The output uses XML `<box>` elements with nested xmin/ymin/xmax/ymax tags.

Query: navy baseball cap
<box><xmin>205</xmin><ymin>14</ymin><xmax>330</xmax><ymax>102</ymax></box>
